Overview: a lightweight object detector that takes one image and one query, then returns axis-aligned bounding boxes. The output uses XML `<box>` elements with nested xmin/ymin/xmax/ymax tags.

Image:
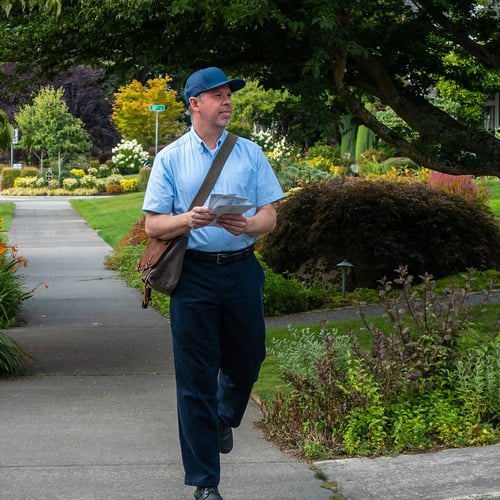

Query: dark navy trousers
<box><xmin>169</xmin><ymin>251</ymin><xmax>266</xmax><ymax>487</ymax></box>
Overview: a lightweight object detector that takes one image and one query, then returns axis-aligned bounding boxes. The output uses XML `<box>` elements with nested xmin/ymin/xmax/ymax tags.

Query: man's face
<box><xmin>192</xmin><ymin>84</ymin><xmax>233</xmax><ymax>128</ymax></box>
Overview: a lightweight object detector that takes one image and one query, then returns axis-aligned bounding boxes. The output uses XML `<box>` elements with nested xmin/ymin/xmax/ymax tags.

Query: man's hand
<box><xmin>216</xmin><ymin>213</ymin><xmax>248</xmax><ymax>235</ymax></box>
<box><xmin>189</xmin><ymin>206</ymin><xmax>217</xmax><ymax>229</ymax></box>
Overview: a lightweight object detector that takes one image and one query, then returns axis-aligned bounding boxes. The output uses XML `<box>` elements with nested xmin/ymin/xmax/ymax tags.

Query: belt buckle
<box><xmin>216</xmin><ymin>253</ymin><xmax>226</xmax><ymax>264</ymax></box>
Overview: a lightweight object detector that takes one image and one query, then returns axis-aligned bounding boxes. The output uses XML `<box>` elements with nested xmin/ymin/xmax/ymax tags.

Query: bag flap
<box><xmin>136</xmin><ymin>238</ymin><xmax>173</xmax><ymax>271</ymax></box>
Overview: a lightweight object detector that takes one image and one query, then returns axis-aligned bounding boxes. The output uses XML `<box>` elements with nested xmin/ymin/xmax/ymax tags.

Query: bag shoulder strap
<box><xmin>188</xmin><ymin>132</ymin><xmax>238</xmax><ymax>210</ymax></box>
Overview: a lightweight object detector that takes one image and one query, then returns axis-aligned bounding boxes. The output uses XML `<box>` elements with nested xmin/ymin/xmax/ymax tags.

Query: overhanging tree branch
<box><xmin>335</xmin><ymin>49</ymin><xmax>500</xmax><ymax>175</ymax></box>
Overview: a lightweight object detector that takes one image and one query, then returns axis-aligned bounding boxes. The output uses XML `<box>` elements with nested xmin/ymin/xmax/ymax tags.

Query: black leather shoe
<box><xmin>218</xmin><ymin>417</ymin><xmax>233</xmax><ymax>454</ymax></box>
<box><xmin>194</xmin><ymin>486</ymin><xmax>224</xmax><ymax>500</ymax></box>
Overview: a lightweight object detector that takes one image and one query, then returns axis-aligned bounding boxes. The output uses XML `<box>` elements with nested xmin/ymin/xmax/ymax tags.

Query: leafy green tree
<box><xmin>230</xmin><ymin>80</ymin><xmax>291</xmax><ymax>130</ymax></box>
<box><xmin>112</xmin><ymin>76</ymin><xmax>185</xmax><ymax>149</ymax></box>
<box><xmin>2</xmin><ymin>1</ymin><xmax>500</xmax><ymax>175</ymax></box>
<box><xmin>15</xmin><ymin>86</ymin><xmax>90</xmax><ymax>173</ymax></box>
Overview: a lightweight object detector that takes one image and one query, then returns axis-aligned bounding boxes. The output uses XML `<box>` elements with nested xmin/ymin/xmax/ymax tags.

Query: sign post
<box><xmin>149</xmin><ymin>104</ymin><xmax>166</xmax><ymax>155</ymax></box>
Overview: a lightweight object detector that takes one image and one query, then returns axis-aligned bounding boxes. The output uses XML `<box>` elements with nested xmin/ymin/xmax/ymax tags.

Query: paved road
<box><xmin>1</xmin><ymin>196</ymin><xmax>499</xmax><ymax>500</ymax></box>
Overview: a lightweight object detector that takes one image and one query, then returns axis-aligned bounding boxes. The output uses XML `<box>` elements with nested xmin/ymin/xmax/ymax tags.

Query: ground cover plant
<box><xmin>259</xmin><ymin>268</ymin><xmax>500</xmax><ymax>459</ymax></box>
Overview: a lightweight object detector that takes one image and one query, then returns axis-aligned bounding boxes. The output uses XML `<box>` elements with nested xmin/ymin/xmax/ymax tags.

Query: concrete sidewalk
<box><xmin>1</xmin><ymin>196</ymin><xmax>499</xmax><ymax>500</ymax></box>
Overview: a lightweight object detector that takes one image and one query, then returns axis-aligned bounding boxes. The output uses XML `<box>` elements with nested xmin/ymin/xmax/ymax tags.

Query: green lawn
<box><xmin>71</xmin><ymin>193</ymin><xmax>145</xmax><ymax>248</ymax></box>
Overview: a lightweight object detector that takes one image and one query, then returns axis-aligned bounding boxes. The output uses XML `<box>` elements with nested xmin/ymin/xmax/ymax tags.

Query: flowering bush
<box><xmin>80</xmin><ymin>175</ymin><xmax>98</xmax><ymax>189</ymax></box>
<box><xmin>98</xmin><ymin>164</ymin><xmax>115</xmax><ymax>178</ymax></box>
<box><xmin>305</xmin><ymin>155</ymin><xmax>335</xmax><ymax>172</ymax></box>
<box><xmin>0</xmin><ymin>217</ymin><xmax>39</xmax><ymax>375</ymax></box>
<box><xmin>120</xmin><ymin>178</ymin><xmax>138</xmax><ymax>192</ymax></box>
<box><xmin>14</xmin><ymin>176</ymin><xmax>38</xmax><ymax>188</ymax></box>
<box><xmin>112</xmin><ymin>139</ymin><xmax>150</xmax><ymax>172</ymax></box>
<box><xmin>363</xmin><ymin>165</ymin><xmax>429</xmax><ymax>184</ymax></box>
<box><xmin>251</xmin><ymin>127</ymin><xmax>299</xmax><ymax>167</ymax></box>
<box><xmin>70</xmin><ymin>168</ymin><xmax>86</xmax><ymax>177</ymax></box>
<box><xmin>62</xmin><ymin>178</ymin><xmax>79</xmax><ymax>191</ymax></box>
<box><xmin>0</xmin><ymin>219</ymin><xmax>30</xmax><ymax>328</ymax></box>
<box><xmin>105</xmin><ymin>173</ymin><xmax>124</xmax><ymax>194</ymax></box>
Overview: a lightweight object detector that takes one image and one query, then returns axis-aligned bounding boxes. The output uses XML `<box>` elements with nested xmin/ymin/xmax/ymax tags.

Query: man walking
<box><xmin>142</xmin><ymin>67</ymin><xmax>284</xmax><ymax>500</ymax></box>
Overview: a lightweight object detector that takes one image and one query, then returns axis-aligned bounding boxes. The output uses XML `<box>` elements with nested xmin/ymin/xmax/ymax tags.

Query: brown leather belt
<box><xmin>186</xmin><ymin>245</ymin><xmax>255</xmax><ymax>265</ymax></box>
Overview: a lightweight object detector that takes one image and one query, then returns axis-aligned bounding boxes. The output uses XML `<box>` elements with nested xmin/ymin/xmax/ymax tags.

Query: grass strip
<box><xmin>71</xmin><ymin>193</ymin><xmax>145</xmax><ymax>248</ymax></box>
<box><xmin>0</xmin><ymin>202</ymin><xmax>15</xmax><ymax>242</ymax></box>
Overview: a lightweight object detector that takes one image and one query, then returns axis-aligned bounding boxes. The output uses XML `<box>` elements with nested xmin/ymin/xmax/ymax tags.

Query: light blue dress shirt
<box><xmin>143</xmin><ymin>128</ymin><xmax>285</xmax><ymax>252</ymax></box>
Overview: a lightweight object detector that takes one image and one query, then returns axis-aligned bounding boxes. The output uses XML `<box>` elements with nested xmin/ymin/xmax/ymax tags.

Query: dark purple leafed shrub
<box><xmin>257</xmin><ymin>178</ymin><xmax>500</xmax><ymax>289</ymax></box>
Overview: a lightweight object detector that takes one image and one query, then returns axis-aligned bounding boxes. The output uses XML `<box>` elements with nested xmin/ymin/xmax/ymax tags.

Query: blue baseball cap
<box><xmin>184</xmin><ymin>67</ymin><xmax>246</xmax><ymax>104</ymax></box>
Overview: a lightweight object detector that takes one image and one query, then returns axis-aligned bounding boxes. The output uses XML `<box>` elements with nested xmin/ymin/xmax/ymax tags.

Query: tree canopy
<box><xmin>1</xmin><ymin>0</ymin><xmax>500</xmax><ymax>174</ymax></box>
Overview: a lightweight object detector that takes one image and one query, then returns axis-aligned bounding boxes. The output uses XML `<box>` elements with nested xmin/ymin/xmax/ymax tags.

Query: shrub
<box><xmin>305</xmin><ymin>142</ymin><xmax>340</xmax><ymax>163</ymax></box>
<box><xmin>258</xmin><ymin>178</ymin><xmax>500</xmax><ymax>289</ymax></box>
<box><xmin>259</xmin><ymin>255</ymin><xmax>327</xmax><ymax>316</ymax></box>
<box><xmin>382</xmin><ymin>156</ymin><xmax>418</xmax><ymax>172</ymax></box>
<box><xmin>20</xmin><ymin>167</ymin><xmax>39</xmax><ymax>178</ymax></box>
<box><xmin>0</xmin><ymin>167</ymin><xmax>22</xmax><ymax>189</ymax></box>
<box><xmin>358</xmin><ymin>147</ymin><xmax>389</xmax><ymax>166</ymax></box>
<box><xmin>273</xmin><ymin>159</ymin><xmax>335</xmax><ymax>190</ymax></box>
<box><xmin>106</xmin><ymin>183</ymin><xmax>122</xmax><ymax>194</ymax></box>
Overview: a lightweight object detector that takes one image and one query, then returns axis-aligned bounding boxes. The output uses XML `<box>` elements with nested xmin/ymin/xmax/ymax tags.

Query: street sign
<box><xmin>149</xmin><ymin>104</ymin><xmax>166</xmax><ymax>112</ymax></box>
<box><xmin>150</xmin><ymin>105</ymin><xmax>165</xmax><ymax>155</ymax></box>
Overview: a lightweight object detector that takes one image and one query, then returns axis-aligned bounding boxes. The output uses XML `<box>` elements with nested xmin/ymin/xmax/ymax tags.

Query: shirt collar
<box><xmin>189</xmin><ymin>127</ymin><xmax>228</xmax><ymax>155</ymax></box>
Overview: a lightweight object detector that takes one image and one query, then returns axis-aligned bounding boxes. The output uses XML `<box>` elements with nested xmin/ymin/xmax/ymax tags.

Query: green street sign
<box><xmin>149</xmin><ymin>104</ymin><xmax>166</xmax><ymax>112</ymax></box>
